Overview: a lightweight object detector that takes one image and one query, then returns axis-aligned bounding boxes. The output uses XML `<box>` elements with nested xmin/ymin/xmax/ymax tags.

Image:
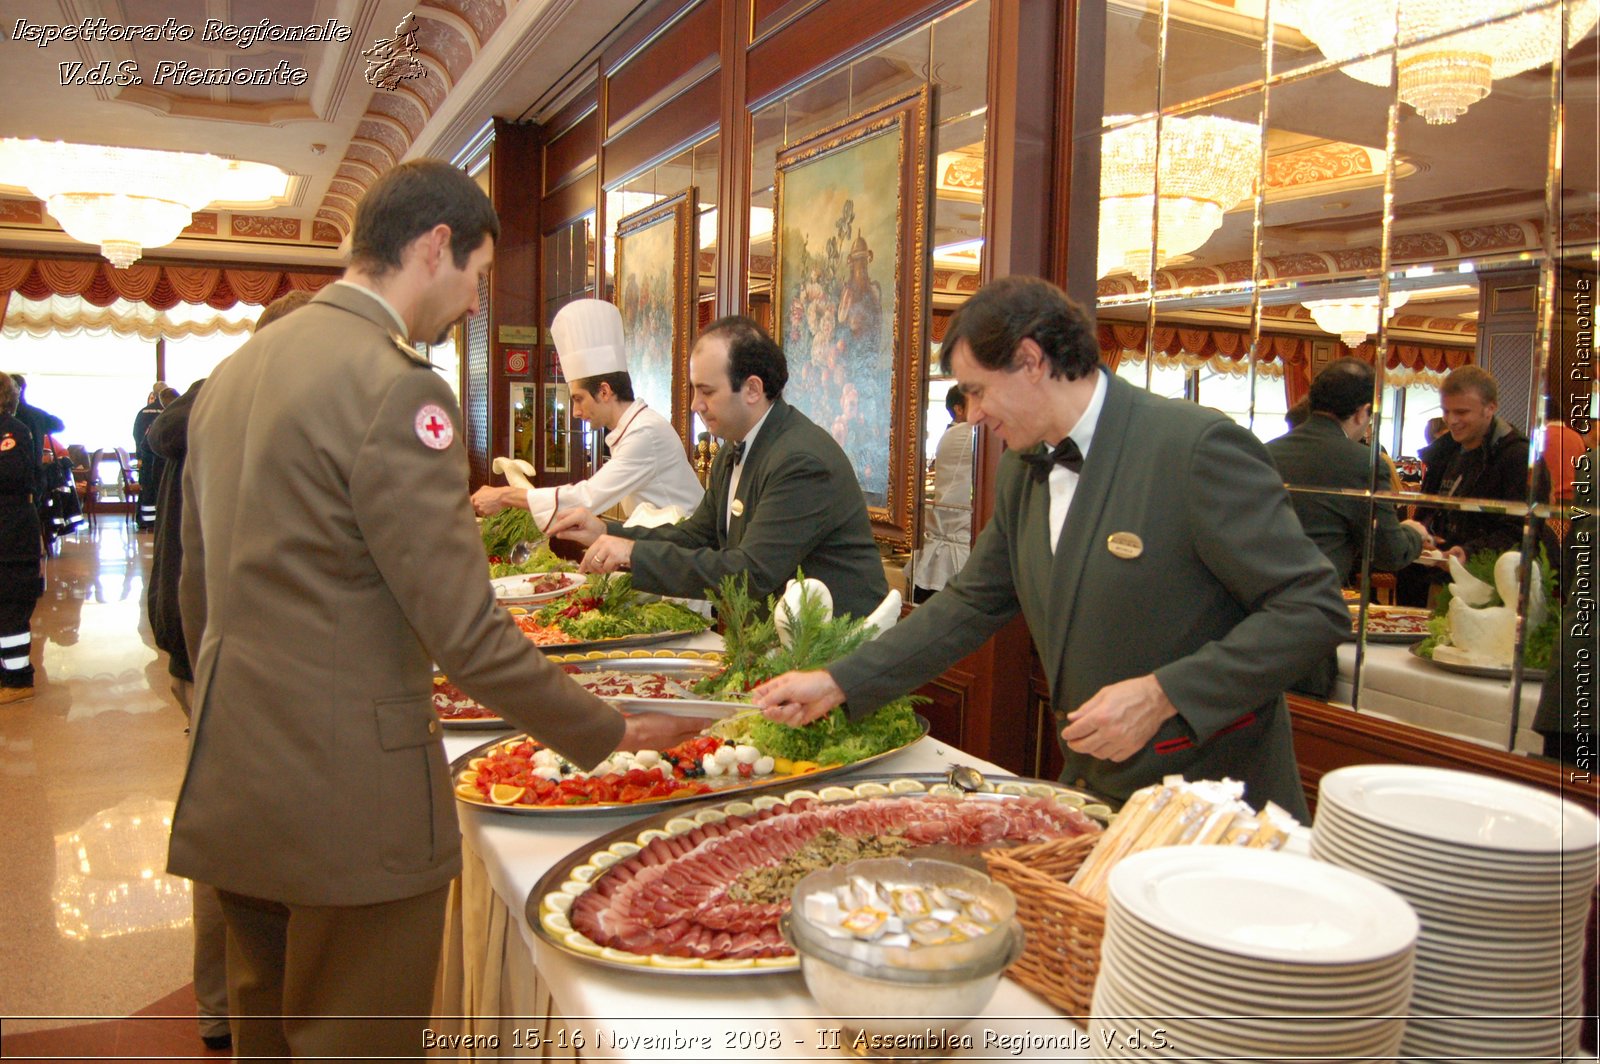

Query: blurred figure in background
<box><xmin>10</xmin><ymin>374</ymin><xmax>63</xmax><ymax>550</ymax></box>
<box><xmin>912</xmin><ymin>385</ymin><xmax>974</xmax><ymax>603</ymax></box>
<box><xmin>132</xmin><ymin>385</ymin><xmax>168</xmax><ymax>531</ymax></box>
<box><xmin>0</xmin><ymin>374</ymin><xmax>43</xmax><ymax>705</ymax></box>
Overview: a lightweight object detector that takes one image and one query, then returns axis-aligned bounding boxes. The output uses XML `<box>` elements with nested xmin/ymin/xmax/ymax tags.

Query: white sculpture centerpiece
<box><xmin>1429</xmin><ymin>551</ymin><xmax>1546</xmax><ymax>669</ymax></box>
<box><xmin>774</xmin><ymin>577</ymin><xmax>902</xmax><ymax>649</ymax></box>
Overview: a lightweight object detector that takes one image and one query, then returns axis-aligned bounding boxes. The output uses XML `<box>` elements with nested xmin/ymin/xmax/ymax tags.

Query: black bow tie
<box><xmin>1019</xmin><ymin>438</ymin><xmax>1084</xmax><ymax>481</ymax></box>
<box><xmin>725</xmin><ymin>440</ymin><xmax>746</xmax><ymax>465</ymax></box>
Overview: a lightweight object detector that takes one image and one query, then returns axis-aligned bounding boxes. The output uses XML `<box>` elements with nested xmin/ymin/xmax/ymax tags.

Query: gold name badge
<box><xmin>1107</xmin><ymin>531</ymin><xmax>1143</xmax><ymax>559</ymax></box>
<box><xmin>731</xmin><ymin>499</ymin><xmax>745</xmax><ymax>517</ymax></box>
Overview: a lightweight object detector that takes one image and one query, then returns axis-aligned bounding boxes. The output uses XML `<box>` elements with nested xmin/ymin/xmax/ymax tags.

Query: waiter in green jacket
<box><xmin>752</xmin><ymin>277</ymin><xmax>1347</xmax><ymax>818</ymax></box>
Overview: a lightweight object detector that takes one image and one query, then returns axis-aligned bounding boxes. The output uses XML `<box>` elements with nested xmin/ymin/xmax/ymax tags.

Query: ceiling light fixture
<box><xmin>1303</xmin><ymin>292</ymin><xmax>1411</xmax><ymax>346</ymax></box>
<box><xmin>1279</xmin><ymin>0</ymin><xmax>1599</xmax><ymax>125</ymax></box>
<box><xmin>1098</xmin><ymin>114</ymin><xmax>1261</xmax><ymax>282</ymax></box>
<box><xmin>0</xmin><ymin>139</ymin><xmax>288</xmax><ymax>268</ymax></box>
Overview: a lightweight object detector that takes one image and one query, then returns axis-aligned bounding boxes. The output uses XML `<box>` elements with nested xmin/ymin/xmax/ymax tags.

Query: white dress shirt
<box><xmin>524</xmin><ymin>401</ymin><xmax>702</xmax><ymax>529</ymax></box>
<box><xmin>1048</xmin><ymin>369</ymin><xmax>1108</xmax><ymax>554</ymax></box>
<box><xmin>725</xmin><ymin>404</ymin><xmax>775</xmax><ymax>530</ymax></box>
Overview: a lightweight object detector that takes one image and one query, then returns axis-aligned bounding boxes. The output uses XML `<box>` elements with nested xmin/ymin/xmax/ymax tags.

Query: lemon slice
<box><xmin>570</xmin><ymin>863</ymin><xmax>599</xmax><ymax>881</ymax></box>
<box><xmin>637</xmin><ymin>828</ymin><xmax>672</xmax><ymax>844</ymax></box>
<box><xmin>489</xmin><ymin>783</ymin><xmax>526</xmax><ymax>805</ymax></box>
<box><xmin>543</xmin><ymin>892</ymin><xmax>574</xmax><ymax>914</ymax></box>
<box><xmin>561</xmin><ymin>879</ymin><xmax>589</xmax><ymax>897</ymax></box>
<box><xmin>887</xmin><ymin>779</ymin><xmax>925</xmax><ymax>793</ymax></box>
<box><xmin>541</xmin><ymin>911</ymin><xmax>572</xmax><ymax>935</ymax></box>
<box><xmin>1024</xmin><ymin>783</ymin><xmax>1055</xmax><ymax>798</ymax></box>
<box><xmin>457</xmin><ymin>770</ymin><xmax>479</xmax><ymax>785</ymax></box>
<box><xmin>722</xmin><ymin>801</ymin><xmax>756</xmax><ymax>817</ymax></box>
<box><xmin>664</xmin><ymin>817</ymin><xmax>700</xmax><ymax>836</ymax></box>
<box><xmin>700</xmin><ymin>957</ymin><xmax>755</xmax><ymax>971</ymax></box>
<box><xmin>609</xmin><ymin>841</ymin><xmax>642</xmax><ymax>857</ymax></box>
<box><xmin>754</xmin><ymin>955</ymin><xmax>799</xmax><ymax>969</ymax></box>
<box><xmin>590</xmin><ymin>851</ymin><xmax>620</xmax><ymax>869</ymax></box>
<box><xmin>1082</xmin><ymin>803</ymin><xmax>1113</xmax><ymax>820</ymax></box>
<box><xmin>783</xmin><ymin>789</ymin><xmax>819</xmax><ymax>804</ymax></box>
<box><xmin>928</xmin><ymin>783</ymin><xmax>962</xmax><ymax>797</ymax></box>
<box><xmin>468</xmin><ymin>757</ymin><xmax>489</xmax><ymax>770</ymax></box>
<box><xmin>751</xmin><ymin>795</ymin><xmax>783</xmax><ymax>810</ymax></box>
<box><xmin>647</xmin><ymin>955</ymin><xmax>703</xmax><ymax>970</ymax></box>
<box><xmin>563</xmin><ymin>931</ymin><xmax>603</xmax><ymax>956</ymax></box>
<box><xmin>1055</xmin><ymin>792</ymin><xmax>1087</xmax><ymax>807</ymax></box>
<box><xmin>600</xmin><ymin>947</ymin><xmax>651</xmax><ymax>966</ymax></box>
<box><xmin>853</xmin><ymin>782</ymin><xmax>890</xmax><ymax>798</ymax></box>
<box><xmin>454</xmin><ymin>782</ymin><xmax>482</xmax><ymax>801</ymax></box>
<box><xmin>995</xmin><ymin>781</ymin><xmax>1027</xmax><ymax>795</ymax></box>
<box><xmin>817</xmin><ymin>786</ymin><xmax>855</xmax><ymax>802</ymax></box>
<box><xmin>692</xmin><ymin>808</ymin><xmax>727</xmax><ymax>825</ymax></box>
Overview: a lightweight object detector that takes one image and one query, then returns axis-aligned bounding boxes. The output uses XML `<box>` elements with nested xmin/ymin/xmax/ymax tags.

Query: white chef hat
<box><xmin>551</xmin><ymin>299</ymin><xmax>628</xmax><ymax>380</ymax></box>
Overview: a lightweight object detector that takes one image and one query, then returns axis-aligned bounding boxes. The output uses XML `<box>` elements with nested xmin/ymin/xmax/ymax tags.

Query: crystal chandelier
<box><xmin>1279</xmin><ymin>0</ymin><xmax>1599</xmax><ymax>125</ymax></box>
<box><xmin>1303</xmin><ymin>292</ymin><xmax>1411</xmax><ymax>346</ymax></box>
<box><xmin>0</xmin><ymin>140</ymin><xmax>287</xmax><ymax>268</ymax></box>
<box><xmin>1098</xmin><ymin>114</ymin><xmax>1261</xmax><ymax>281</ymax></box>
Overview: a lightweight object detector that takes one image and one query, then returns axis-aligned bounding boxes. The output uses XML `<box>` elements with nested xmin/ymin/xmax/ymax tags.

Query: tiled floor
<box><xmin>0</xmin><ymin>517</ymin><xmax>207</xmax><ymax>1050</ymax></box>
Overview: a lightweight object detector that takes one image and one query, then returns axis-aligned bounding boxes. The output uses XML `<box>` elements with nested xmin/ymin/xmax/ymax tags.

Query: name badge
<box><xmin>730</xmin><ymin>499</ymin><xmax>745</xmax><ymax>518</ymax></box>
<box><xmin>1107</xmin><ymin>531</ymin><xmax>1143</xmax><ymax>559</ymax></box>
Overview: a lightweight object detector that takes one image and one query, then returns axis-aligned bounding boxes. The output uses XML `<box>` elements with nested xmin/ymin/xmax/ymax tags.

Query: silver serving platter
<box><xmin>534</xmin><ymin>628</ymin><xmax>710</xmax><ymax>654</ymax></box>
<box><xmin>525</xmin><ymin>773</ymin><xmax>1110</xmax><ymax>976</ymax></box>
<box><xmin>1408</xmin><ymin>641</ymin><xmax>1548</xmax><ymax>681</ymax></box>
<box><xmin>552</xmin><ymin>651</ymin><xmax>748</xmax><ymax>718</ymax></box>
<box><xmin>450</xmin><ymin>714</ymin><xmax>931</xmax><ymax>818</ymax></box>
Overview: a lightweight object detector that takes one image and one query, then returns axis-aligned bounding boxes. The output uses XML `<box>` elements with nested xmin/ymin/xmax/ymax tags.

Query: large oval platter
<box><xmin>1408</xmin><ymin>641</ymin><xmax>1547</xmax><ymax>681</ymax></box>
<box><xmin>436</xmin><ymin>650</ymin><xmax>731</xmax><ymax>730</ymax></box>
<box><xmin>449</xmin><ymin>711</ymin><xmax>931</xmax><ymax>818</ymax></box>
<box><xmin>526</xmin><ymin>775</ymin><xmax>1111</xmax><ymax>976</ymax></box>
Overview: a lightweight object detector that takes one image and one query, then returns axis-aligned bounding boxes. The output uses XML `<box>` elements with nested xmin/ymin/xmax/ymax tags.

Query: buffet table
<box><xmin>1332</xmin><ymin>642</ymin><xmax>1543</xmax><ymax>755</ymax></box>
<box><xmin>430</xmin><ymin>633</ymin><xmax>1090</xmax><ymax>1061</ymax></box>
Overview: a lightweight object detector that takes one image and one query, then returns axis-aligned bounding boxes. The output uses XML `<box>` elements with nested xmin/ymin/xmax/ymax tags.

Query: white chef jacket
<box><xmin>524</xmin><ymin>401</ymin><xmax>703</xmax><ymax>530</ymax></box>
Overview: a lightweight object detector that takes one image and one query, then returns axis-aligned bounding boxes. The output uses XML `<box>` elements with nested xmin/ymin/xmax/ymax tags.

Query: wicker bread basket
<box><xmin>982</xmin><ymin>833</ymin><xmax>1106</xmax><ymax>1022</ymax></box>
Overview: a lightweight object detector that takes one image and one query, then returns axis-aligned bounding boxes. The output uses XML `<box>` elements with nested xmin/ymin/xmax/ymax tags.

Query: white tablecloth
<box><xmin>433</xmin><ymin>698</ymin><xmax>1091</xmax><ymax>1060</ymax></box>
<box><xmin>1332</xmin><ymin>642</ymin><xmax>1543</xmax><ymax>754</ymax></box>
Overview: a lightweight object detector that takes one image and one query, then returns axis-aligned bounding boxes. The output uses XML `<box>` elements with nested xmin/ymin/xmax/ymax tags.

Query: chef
<box><xmin>472</xmin><ymin>299</ymin><xmax>703</xmax><ymax>528</ymax></box>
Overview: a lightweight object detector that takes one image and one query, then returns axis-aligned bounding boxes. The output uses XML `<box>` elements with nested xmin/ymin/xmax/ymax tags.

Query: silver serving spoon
<box><xmin>946</xmin><ymin>764</ymin><xmax>986</xmax><ymax>792</ymax></box>
<box><xmin>508</xmin><ymin>540</ymin><xmax>535</xmax><ymax>566</ymax></box>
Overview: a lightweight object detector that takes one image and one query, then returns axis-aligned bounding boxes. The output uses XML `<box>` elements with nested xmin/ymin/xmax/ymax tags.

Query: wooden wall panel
<box><xmin>601</xmin><ymin>74</ymin><xmax>721</xmax><ymax>185</ymax></box>
<box><xmin>542</xmin><ymin>170</ymin><xmax>597</xmax><ymax>233</ymax></box>
<box><xmin>744</xmin><ymin>0</ymin><xmax>964</xmax><ymax>109</ymax></box>
<box><xmin>604</xmin><ymin>0</ymin><xmax>720</xmax><ymax>137</ymax></box>
<box><xmin>545</xmin><ymin>109</ymin><xmax>600</xmax><ymax>194</ymax></box>
<box><xmin>479</xmin><ymin>119</ymin><xmax>542</xmax><ymax>485</ymax></box>
<box><xmin>751</xmin><ymin>0</ymin><xmax>824</xmax><ymax>42</ymax></box>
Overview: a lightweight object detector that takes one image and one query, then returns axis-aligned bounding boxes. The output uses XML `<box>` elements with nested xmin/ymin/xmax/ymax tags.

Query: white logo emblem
<box><xmin>415</xmin><ymin>404</ymin><xmax>454</xmax><ymax>450</ymax></box>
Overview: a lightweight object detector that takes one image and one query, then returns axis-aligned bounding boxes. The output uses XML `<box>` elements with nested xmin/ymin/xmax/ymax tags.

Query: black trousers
<box><xmin>0</xmin><ymin>596</ymin><xmax>36</xmax><ymax>687</ymax></box>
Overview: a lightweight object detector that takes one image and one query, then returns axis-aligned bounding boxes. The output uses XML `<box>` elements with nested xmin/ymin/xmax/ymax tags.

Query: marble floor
<box><xmin>1</xmin><ymin>516</ymin><xmax>197</xmax><ymax>1035</ymax></box>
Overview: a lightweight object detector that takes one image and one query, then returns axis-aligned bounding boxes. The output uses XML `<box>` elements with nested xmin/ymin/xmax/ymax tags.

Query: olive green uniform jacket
<box><xmin>830</xmin><ymin>372</ymin><xmax>1347</xmax><ymax>819</ymax></box>
<box><xmin>168</xmin><ymin>284</ymin><xmax>624</xmax><ymax>907</ymax></box>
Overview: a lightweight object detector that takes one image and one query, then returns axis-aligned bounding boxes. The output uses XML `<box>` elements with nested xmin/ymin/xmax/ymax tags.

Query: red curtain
<box><xmin>0</xmin><ymin>255</ymin><xmax>338</xmax><ymax>310</ymax></box>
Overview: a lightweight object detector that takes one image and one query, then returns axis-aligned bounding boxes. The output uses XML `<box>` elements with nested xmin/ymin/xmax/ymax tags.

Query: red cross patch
<box><xmin>414</xmin><ymin>404</ymin><xmax>454</xmax><ymax>450</ymax></box>
<box><xmin>0</xmin><ymin>437</ymin><xmax>13</xmax><ymax>452</ymax></box>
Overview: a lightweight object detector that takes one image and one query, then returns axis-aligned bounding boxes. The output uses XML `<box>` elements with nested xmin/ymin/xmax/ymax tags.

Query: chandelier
<box><xmin>1303</xmin><ymin>292</ymin><xmax>1411</xmax><ymax>346</ymax></box>
<box><xmin>0</xmin><ymin>140</ymin><xmax>287</xmax><ymax>268</ymax></box>
<box><xmin>1279</xmin><ymin>0</ymin><xmax>1600</xmax><ymax>125</ymax></box>
<box><xmin>1098</xmin><ymin>114</ymin><xmax>1261</xmax><ymax>282</ymax></box>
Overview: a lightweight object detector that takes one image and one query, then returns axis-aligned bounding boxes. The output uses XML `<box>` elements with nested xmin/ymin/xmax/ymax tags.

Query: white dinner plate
<box><xmin>1318</xmin><ymin>765</ymin><xmax>1600</xmax><ymax>855</ymax></box>
<box><xmin>1090</xmin><ymin>983</ymin><xmax>1406</xmax><ymax>1057</ymax></box>
<box><xmin>1314</xmin><ymin>801</ymin><xmax>1600</xmax><ymax>878</ymax></box>
<box><xmin>1309</xmin><ymin>829</ymin><xmax>1592</xmax><ymax>909</ymax></box>
<box><xmin>490</xmin><ymin>570</ymin><xmax>586</xmax><ymax>604</ymax></box>
<box><xmin>1107</xmin><ymin>847</ymin><xmax>1418</xmax><ymax>966</ymax></box>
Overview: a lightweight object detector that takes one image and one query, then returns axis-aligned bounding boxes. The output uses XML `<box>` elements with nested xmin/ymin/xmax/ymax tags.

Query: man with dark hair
<box><xmin>0</xmin><ymin>373</ymin><xmax>42</xmax><ymax>706</ymax></box>
<box><xmin>751</xmin><ymin>276</ymin><xmax>1346</xmax><ymax>818</ymax></box>
<box><xmin>9</xmin><ymin>374</ymin><xmax>63</xmax><ymax>542</ymax></box>
<box><xmin>547</xmin><ymin>315</ymin><xmax>888</xmax><ymax>619</ymax></box>
<box><xmin>169</xmin><ymin>160</ymin><xmax>702</xmax><ymax>1060</ymax></box>
<box><xmin>1267</xmin><ymin>357</ymin><xmax>1430</xmax><ymax>583</ymax></box>
<box><xmin>472</xmin><ymin>300</ymin><xmax>701</xmax><ymax>528</ymax></box>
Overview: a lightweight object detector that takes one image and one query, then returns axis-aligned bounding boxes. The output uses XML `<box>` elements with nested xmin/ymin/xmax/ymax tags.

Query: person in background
<box><xmin>1541</xmin><ymin>414</ymin><xmax>1585</xmax><ymax>505</ymax></box>
<box><xmin>911</xmin><ymin>385</ymin><xmax>974</xmax><ymax>603</ymax></box>
<box><xmin>751</xmin><ymin>277</ymin><xmax>1347</xmax><ymax>819</ymax></box>
<box><xmin>546</xmin><ymin>316</ymin><xmax>889</xmax><ymax>619</ymax></box>
<box><xmin>0</xmin><ymin>374</ymin><xmax>42</xmax><ymax>706</ymax></box>
<box><xmin>1265</xmin><ymin>358</ymin><xmax>1432</xmax><ymax>696</ymax></box>
<box><xmin>10</xmin><ymin>375</ymin><xmax>63</xmax><ymax>549</ymax></box>
<box><xmin>167</xmin><ymin>160</ymin><xmax>704</xmax><ymax>1060</ymax></box>
<box><xmin>149</xmin><ymin>287</ymin><xmax>313</xmax><ymax>1053</ymax></box>
<box><xmin>132</xmin><ymin>385</ymin><xmax>167</xmax><ymax>531</ymax></box>
<box><xmin>1423</xmin><ymin>415</ymin><xmax>1448</xmax><ymax>447</ymax></box>
<box><xmin>471</xmin><ymin>299</ymin><xmax>702</xmax><ymax>528</ymax></box>
<box><xmin>1285</xmin><ymin>398</ymin><xmax>1311</xmax><ymax>431</ymax></box>
<box><xmin>1399</xmin><ymin>365</ymin><xmax>1545</xmax><ymax>605</ymax></box>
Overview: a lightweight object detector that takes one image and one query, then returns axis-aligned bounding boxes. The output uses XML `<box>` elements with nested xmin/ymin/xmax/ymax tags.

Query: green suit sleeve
<box><xmin>829</xmin><ymin>469</ymin><xmax>1023</xmax><ymax>717</ymax></box>
<box><xmin>620</xmin><ymin>452</ymin><xmax>844</xmax><ymax>604</ymax></box>
<box><xmin>1153</xmin><ymin>420</ymin><xmax>1350</xmax><ymax>742</ymax></box>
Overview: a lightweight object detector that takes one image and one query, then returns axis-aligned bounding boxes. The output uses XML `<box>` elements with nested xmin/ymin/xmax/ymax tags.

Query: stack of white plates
<box><xmin>1312</xmin><ymin>765</ymin><xmax>1600</xmax><ymax>1059</ymax></box>
<box><xmin>1091</xmin><ymin>847</ymin><xmax>1416</xmax><ymax>1062</ymax></box>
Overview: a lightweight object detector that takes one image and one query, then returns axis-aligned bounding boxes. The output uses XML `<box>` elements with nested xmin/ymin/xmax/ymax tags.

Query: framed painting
<box><xmin>773</xmin><ymin>88</ymin><xmax>930</xmax><ymax>549</ymax></box>
<box><xmin>613</xmin><ymin>187</ymin><xmax>696</xmax><ymax>447</ymax></box>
